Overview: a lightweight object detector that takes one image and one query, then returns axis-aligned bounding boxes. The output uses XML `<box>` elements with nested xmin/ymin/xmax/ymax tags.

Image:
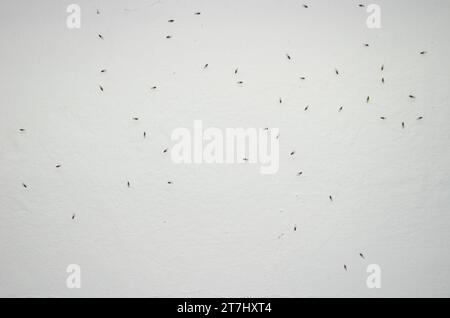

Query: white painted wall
<box><xmin>1</xmin><ymin>0</ymin><xmax>449</xmax><ymax>297</ymax></box>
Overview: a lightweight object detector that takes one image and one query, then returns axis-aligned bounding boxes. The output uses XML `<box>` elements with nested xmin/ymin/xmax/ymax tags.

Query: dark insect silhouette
<box><xmin>420</xmin><ymin>51</ymin><xmax>427</xmax><ymax>55</ymax></box>
<box><xmin>360</xmin><ymin>253</ymin><xmax>365</xmax><ymax>259</ymax></box>
<box><xmin>409</xmin><ymin>95</ymin><xmax>416</xmax><ymax>99</ymax></box>
<box><xmin>344</xmin><ymin>265</ymin><xmax>348</xmax><ymax>271</ymax></box>
<box><xmin>151</xmin><ymin>86</ymin><xmax>157</xmax><ymax>90</ymax></box>
<box><xmin>56</xmin><ymin>165</ymin><xmax>62</xmax><ymax>168</ymax></box>
<box><xmin>168</xmin><ymin>19</ymin><xmax>175</xmax><ymax>23</ymax></box>
<box><xmin>300</xmin><ymin>76</ymin><xmax>306</xmax><ymax>80</ymax></box>
<box><xmin>100</xmin><ymin>69</ymin><xmax>107</xmax><ymax>73</ymax></box>
<box><xmin>297</xmin><ymin>171</ymin><xmax>303</xmax><ymax>176</ymax></box>
<box><xmin>168</xmin><ymin>181</ymin><xmax>173</xmax><ymax>184</ymax></box>
<box><xmin>166</xmin><ymin>35</ymin><xmax>172</xmax><ymax>39</ymax></box>
<box><xmin>366</xmin><ymin>96</ymin><xmax>370</xmax><ymax>103</ymax></box>
<box><xmin>329</xmin><ymin>195</ymin><xmax>333</xmax><ymax>202</ymax></box>
<box><xmin>382</xmin><ymin>78</ymin><xmax>385</xmax><ymax>84</ymax></box>
<box><xmin>380</xmin><ymin>117</ymin><xmax>386</xmax><ymax>120</ymax></box>
<box><xmin>194</xmin><ymin>12</ymin><xmax>201</xmax><ymax>15</ymax></box>
<box><xmin>294</xmin><ymin>225</ymin><xmax>298</xmax><ymax>231</ymax></box>
<box><xmin>279</xmin><ymin>98</ymin><xmax>283</xmax><ymax>104</ymax></box>
<box><xmin>163</xmin><ymin>148</ymin><xmax>168</xmax><ymax>153</ymax></box>
<box><xmin>402</xmin><ymin>122</ymin><xmax>405</xmax><ymax>129</ymax></box>
<box><xmin>363</xmin><ymin>43</ymin><xmax>370</xmax><ymax>47</ymax></box>
<box><xmin>303</xmin><ymin>4</ymin><xmax>309</xmax><ymax>8</ymax></box>
<box><xmin>204</xmin><ymin>64</ymin><xmax>209</xmax><ymax>69</ymax></box>
<box><xmin>237</xmin><ymin>81</ymin><xmax>244</xmax><ymax>84</ymax></box>
<box><xmin>235</xmin><ymin>68</ymin><xmax>238</xmax><ymax>74</ymax></box>
<box><xmin>127</xmin><ymin>181</ymin><xmax>130</xmax><ymax>188</ymax></box>
<box><xmin>22</xmin><ymin>183</ymin><xmax>27</xmax><ymax>188</ymax></box>
<box><xmin>417</xmin><ymin>116</ymin><xmax>424</xmax><ymax>120</ymax></box>
<box><xmin>72</xmin><ymin>214</ymin><xmax>76</xmax><ymax>220</ymax></box>
<box><xmin>290</xmin><ymin>151</ymin><xmax>296</xmax><ymax>156</ymax></box>
<box><xmin>132</xmin><ymin>117</ymin><xmax>139</xmax><ymax>121</ymax></box>
<box><xmin>335</xmin><ymin>68</ymin><xmax>339</xmax><ymax>75</ymax></box>
<box><xmin>143</xmin><ymin>132</ymin><xmax>147</xmax><ymax>138</ymax></box>
<box><xmin>98</xmin><ymin>34</ymin><xmax>104</xmax><ymax>40</ymax></box>
<box><xmin>304</xmin><ymin>106</ymin><xmax>309</xmax><ymax>111</ymax></box>
<box><xmin>96</xmin><ymin>9</ymin><xmax>100</xmax><ymax>15</ymax></box>
<box><xmin>286</xmin><ymin>54</ymin><xmax>291</xmax><ymax>60</ymax></box>
<box><xmin>99</xmin><ymin>85</ymin><xmax>104</xmax><ymax>92</ymax></box>
<box><xmin>338</xmin><ymin>106</ymin><xmax>343</xmax><ymax>112</ymax></box>
<box><xmin>358</xmin><ymin>4</ymin><xmax>366</xmax><ymax>8</ymax></box>
<box><xmin>381</xmin><ymin>65</ymin><xmax>384</xmax><ymax>71</ymax></box>
<box><xmin>19</xmin><ymin>129</ymin><xmax>26</xmax><ymax>132</ymax></box>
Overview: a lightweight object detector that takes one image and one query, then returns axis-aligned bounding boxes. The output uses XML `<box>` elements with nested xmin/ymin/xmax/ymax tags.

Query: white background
<box><xmin>0</xmin><ymin>0</ymin><xmax>449</xmax><ymax>297</ymax></box>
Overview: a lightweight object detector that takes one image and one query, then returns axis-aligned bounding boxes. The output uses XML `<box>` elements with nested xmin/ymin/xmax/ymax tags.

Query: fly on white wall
<box><xmin>0</xmin><ymin>0</ymin><xmax>449</xmax><ymax>298</ymax></box>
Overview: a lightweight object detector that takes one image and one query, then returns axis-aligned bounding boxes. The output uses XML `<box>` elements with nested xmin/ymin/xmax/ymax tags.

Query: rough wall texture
<box><xmin>0</xmin><ymin>0</ymin><xmax>449</xmax><ymax>297</ymax></box>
